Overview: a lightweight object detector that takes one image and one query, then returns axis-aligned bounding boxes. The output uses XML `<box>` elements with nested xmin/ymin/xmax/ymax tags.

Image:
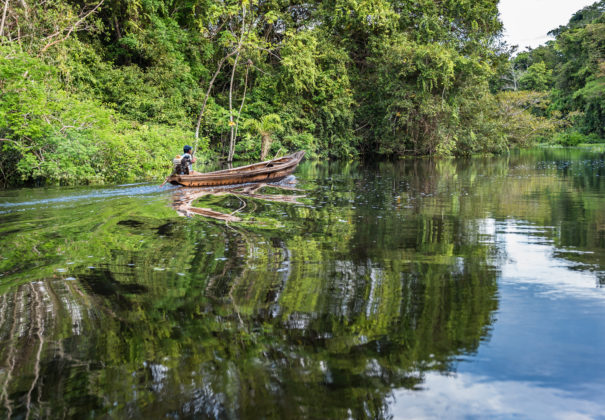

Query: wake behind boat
<box><xmin>166</xmin><ymin>150</ymin><xmax>305</xmax><ymax>187</ymax></box>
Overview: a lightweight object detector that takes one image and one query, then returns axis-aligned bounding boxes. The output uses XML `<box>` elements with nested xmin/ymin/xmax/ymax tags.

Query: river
<box><xmin>1</xmin><ymin>148</ymin><xmax>604</xmax><ymax>419</ymax></box>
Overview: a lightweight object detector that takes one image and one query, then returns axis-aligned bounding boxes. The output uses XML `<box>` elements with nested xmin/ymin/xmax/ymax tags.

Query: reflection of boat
<box><xmin>167</xmin><ymin>151</ymin><xmax>305</xmax><ymax>187</ymax></box>
<box><xmin>171</xmin><ymin>182</ymin><xmax>306</xmax><ymax>220</ymax></box>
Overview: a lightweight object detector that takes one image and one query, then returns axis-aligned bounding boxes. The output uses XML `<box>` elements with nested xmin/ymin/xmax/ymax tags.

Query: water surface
<box><xmin>1</xmin><ymin>148</ymin><xmax>604</xmax><ymax>419</ymax></box>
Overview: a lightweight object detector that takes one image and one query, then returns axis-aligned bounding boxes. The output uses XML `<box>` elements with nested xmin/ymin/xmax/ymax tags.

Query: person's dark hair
<box><xmin>183</xmin><ymin>145</ymin><xmax>192</xmax><ymax>154</ymax></box>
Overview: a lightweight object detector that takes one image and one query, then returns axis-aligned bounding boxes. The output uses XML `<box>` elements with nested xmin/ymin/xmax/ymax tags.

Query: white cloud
<box><xmin>499</xmin><ymin>0</ymin><xmax>598</xmax><ymax>49</ymax></box>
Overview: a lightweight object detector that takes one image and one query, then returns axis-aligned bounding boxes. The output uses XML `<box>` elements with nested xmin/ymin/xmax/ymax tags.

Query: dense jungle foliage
<box><xmin>0</xmin><ymin>0</ymin><xmax>602</xmax><ymax>186</ymax></box>
<box><xmin>506</xmin><ymin>0</ymin><xmax>605</xmax><ymax>146</ymax></box>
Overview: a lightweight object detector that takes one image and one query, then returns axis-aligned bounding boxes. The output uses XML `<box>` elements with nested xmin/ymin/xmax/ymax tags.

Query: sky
<box><xmin>499</xmin><ymin>0</ymin><xmax>597</xmax><ymax>50</ymax></box>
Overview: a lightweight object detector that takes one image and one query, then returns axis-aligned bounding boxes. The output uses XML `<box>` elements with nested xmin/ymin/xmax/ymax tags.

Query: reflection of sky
<box><xmin>390</xmin><ymin>372</ymin><xmax>604</xmax><ymax>420</ymax></box>
<box><xmin>499</xmin><ymin>222</ymin><xmax>604</xmax><ymax>300</ymax></box>
<box><xmin>389</xmin><ymin>219</ymin><xmax>605</xmax><ymax>419</ymax></box>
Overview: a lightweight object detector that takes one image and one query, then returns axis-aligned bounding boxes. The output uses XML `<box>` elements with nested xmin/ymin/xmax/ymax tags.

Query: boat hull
<box><xmin>166</xmin><ymin>150</ymin><xmax>305</xmax><ymax>187</ymax></box>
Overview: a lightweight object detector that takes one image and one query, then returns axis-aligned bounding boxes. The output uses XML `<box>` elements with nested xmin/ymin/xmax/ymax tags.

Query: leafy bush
<box><xmin>0</xmin><ymin>45</ymin><xmax>203</xmax><ymax>186</ymax></box>
<box><xmin>552</xmin><ymin>131</ymin><xmax>603</xmax><ymax>146</ymax></box>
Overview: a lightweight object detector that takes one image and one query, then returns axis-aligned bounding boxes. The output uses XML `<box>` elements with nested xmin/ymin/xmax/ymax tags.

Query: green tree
<box><xmin>508</xmin><ymin>1</ymin><xmax>605</xmax><ymax>138</ymax></box>
<box><xmin>4</xmin><ymin>0</ymin><xmax>587</xmax><ymax>186</ymax></box>
<box><xmin>554</xmin><ymin>15</ymin><xmax>605</xmax><ymax>136</ymax></box>
<box><xmin>519</xmin><ymin>62</ymin><xmax>552</xmax><ymax>91</ymax></box>
<box><xmin>244</xmin><ymin>114</ymin><xmax>284</xmax><ymax>160</ymax></box>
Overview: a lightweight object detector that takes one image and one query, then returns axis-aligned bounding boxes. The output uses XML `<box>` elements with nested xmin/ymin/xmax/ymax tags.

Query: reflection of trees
<box><xmin>0</xmin><ymin>167</ymin><xmax>500</xmax><ymax>418</ymax></box>
<box><xmin>382</xmin><ymin>150</ymin><xmax>605</xmax><ymax>272</ymax></box>
<box><xmin>0</xmin><ymin>280</ymin><xmax>98</xmax><ymax>418</ymax></box>
<box><xmin>3</xmin><ymin>149</ymin><xmax>604</xmax><ymax>417</ymax></box>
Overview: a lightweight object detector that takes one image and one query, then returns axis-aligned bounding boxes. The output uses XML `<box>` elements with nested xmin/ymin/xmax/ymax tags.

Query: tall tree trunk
<box><xmin>193</xmin><ymin>48</ymin><xmax>238</xmax><ymax>152</ymax></box>
<box><xmin>229</xmin><ymin>60</ymin><xmax>251</xmax><ymax>162</ymax></box>
<box><xmin>226</xmin><ymin>3</ymin><xmax>247</xmax><ymax>163</ymax></box>
<box><xmin>0</xmin><ymin>0</ymin><xmax>10</xmax><ymax>39</ymax></box>
<box><xmin>227</xmin><ymin>49</ymin><xmax>240</xmax><ymax>162</ymax></box>
<box><xmin>260</xmin><ymin>134</ymin><xmax>272</xmax><ymax>161</ymax></box>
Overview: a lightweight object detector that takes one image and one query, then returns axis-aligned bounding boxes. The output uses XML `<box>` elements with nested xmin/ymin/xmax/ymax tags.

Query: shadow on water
<box><xmin>0</xmin><ymin>148</ymin><xmax>604</xmax><ymax>418</ymax></box>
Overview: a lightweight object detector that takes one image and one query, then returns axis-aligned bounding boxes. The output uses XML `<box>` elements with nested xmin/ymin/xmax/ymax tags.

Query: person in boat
<box><xmin>175</xmin><ymin>145</ymin><xmax>198</xmax><ymax>175</ymax></box>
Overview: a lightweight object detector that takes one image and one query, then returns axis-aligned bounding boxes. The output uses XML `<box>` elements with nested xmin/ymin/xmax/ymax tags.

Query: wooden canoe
<box><xmin>167</xmin><ymin>150</ymin><xmax>305</xmax><ymax>187</ymax></box>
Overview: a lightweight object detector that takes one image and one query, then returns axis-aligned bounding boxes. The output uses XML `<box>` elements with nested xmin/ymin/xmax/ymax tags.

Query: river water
<box><xmin>0</xmin><ymin>148</ymin><xmax>604</xmax><ymax>419</ymax></box>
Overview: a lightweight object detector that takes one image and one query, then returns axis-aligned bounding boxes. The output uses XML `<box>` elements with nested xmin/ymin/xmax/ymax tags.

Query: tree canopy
<box><xmin>0</xmin><ymin>0</ymin><xmax>600</xmax><ymax>186</ymax></box>
<box><xmin>509</xmin><ymin>1</ymin><xmax>605</xmax><ymax>140</ymax></box>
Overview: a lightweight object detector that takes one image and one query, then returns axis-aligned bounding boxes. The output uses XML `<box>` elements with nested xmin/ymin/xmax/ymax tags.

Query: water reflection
<box><xmin>391</xmin><ymin>372</ymin><xmax>604</xmax><ymax>420</ymax></box>
<box><xmin>500</xmin><ymin>221</ymin><xmax>605</xmax><ymax>299</ymax></box>
<box><xmin>170</xmin><ymin>177</ymin><xmax>305</xmax><ymax>221</ymax></box>
<box><xmin>0</xmin><ymin>148</ymin><xmax>604</xmax><ymax>418</ymax></box>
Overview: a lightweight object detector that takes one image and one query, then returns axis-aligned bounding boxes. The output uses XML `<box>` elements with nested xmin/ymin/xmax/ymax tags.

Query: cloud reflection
<box><xmin>390</xmin><ymin>371</ymin><xmax>604</xmax><ymax>420</ymax></box>
<box><xmin>499</xmin><ymin>221</ymin><xmax>604</xmax><ymax>300</ymax></box>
